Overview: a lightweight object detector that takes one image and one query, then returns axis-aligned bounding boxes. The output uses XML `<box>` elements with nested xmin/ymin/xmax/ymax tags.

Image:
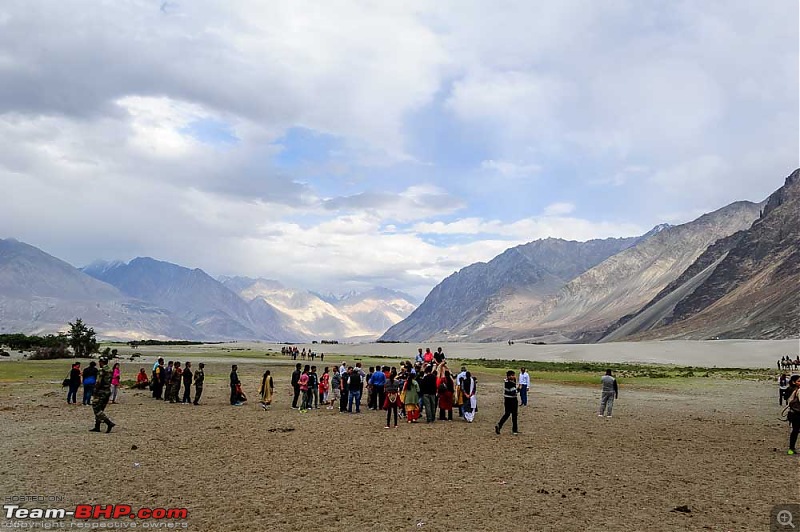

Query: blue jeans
<box><xmin>348</xmin><ymin>390</ymin><xmax>362</xmax><ymax>413</ymax></box>
<box><xmin>82</xmin><ymin>384</ymin><xmax>94</xmax><ymax>405</ymax></box>
<box><xmin>519</xmin><ymin>384</ymin><xmax>528</xmax><ymax>406</ymax></box>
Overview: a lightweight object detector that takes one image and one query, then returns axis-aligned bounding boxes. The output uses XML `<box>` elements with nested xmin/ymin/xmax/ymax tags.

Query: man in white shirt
<box><xmin>518</xmin><ymin>367</ymin><xmax>530</xmax><ymax>406</ymax></box>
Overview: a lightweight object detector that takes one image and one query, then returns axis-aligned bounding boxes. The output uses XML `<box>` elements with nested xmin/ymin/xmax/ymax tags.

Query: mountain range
<box><xmin>0</xmin><ymin>244</ymin><xmax>416</xmax><ymax>341</ymax></box>
<box><xmin>383</xmin><ymin>169</ymin><xmax>799</xmax><ymax>342</ymax></box>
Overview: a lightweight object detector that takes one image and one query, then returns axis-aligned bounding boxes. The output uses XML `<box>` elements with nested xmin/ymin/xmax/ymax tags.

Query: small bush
<box><xmin>29</xmin><ymin>345</ymin><xmax>72</xmax><ymax>360</ymax></box>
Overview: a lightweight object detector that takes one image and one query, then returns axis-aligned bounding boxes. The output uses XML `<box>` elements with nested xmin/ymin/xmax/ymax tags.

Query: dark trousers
<box><xmin>497</xmin><ymin>398</ymin><xmax>519</xmax><ymax>433</ymax></box>
<box><xmin>182</xmin><ymin>383</ymin><xmax>192</xmax><ymax>403</ymax></box>
<box><xmin>153</xmin><ymin>382</ymin><xmax>163</xmax><ymax>400</ymax></box>
<box><xmin>67</xmin><ymin>384</ymin><xmax>79</xmax><ymax>404</ymax></box>
<box><xmin>386</xmin><ymin>403</ymin><xmax>398</xmax><ymax>426</ymax></box>
<box><xmin>439</xmin><ymin>407</ymin><xmax>453</xmax><ymax>420</ymax></box>
<box><xmin>373</xmin><ymin>385</ymin><xmax>385</xmax><ymax>410</ymax></box>
<box><xmin>193</xmin><ymin>385</ymin><xmax>203</xmax><ymax>405</ymax></box>
<box><xmin>230</xmin><ymin>384</ymin><xmax>237</xmax><ymax>405</ymax></box>
<box><xmin>781</xmin><ymin>388</ymin><xmax>788</xmax><ymax>405</ymax></box>
<box><xmin>340</xmin><ymin>389</ymin><xmax>348</xmax><ymax>412</ymax></box>
<box><xmin>422</xmin><ymin>394</ymin><xmax>436</xmax><ymax>422</ymax></box>
<box><xmin>519</xmin><ymin>384</ymin><xmax>528</xmax><ymax>406</ymax></box>
<box><xmin>292</xmin><ymin>385</ymin><xmax>300</xmax><ymax>408</ymax></box>
<box><xmin>790</xmin><ymin>412</ymin><xmax>800</xmax><ymax>451</ymax></box>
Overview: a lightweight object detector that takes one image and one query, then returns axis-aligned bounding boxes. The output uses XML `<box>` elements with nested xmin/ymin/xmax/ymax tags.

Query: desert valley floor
<box><xmin>1</xmin><ymin>350</ymin><xmax>798</xmax><ymax>531</ymax></box>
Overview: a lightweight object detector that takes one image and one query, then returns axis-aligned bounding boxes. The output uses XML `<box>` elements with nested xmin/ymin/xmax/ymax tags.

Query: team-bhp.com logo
<box><xmin>4</xmin><ymin>504</ymin><xmax>188</xmax><ymax>520</ymax></box>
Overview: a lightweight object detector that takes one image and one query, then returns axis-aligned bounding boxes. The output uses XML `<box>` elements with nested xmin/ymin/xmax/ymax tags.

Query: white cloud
<box><xmin>543</xmin><ymin>202</ymin><xmax>575</xmax><ymax>216</ymax></box>
<box><xmin>480</xmin><ymin>159</ymin><xmax>541</xmax><ymax>178</ymax></box>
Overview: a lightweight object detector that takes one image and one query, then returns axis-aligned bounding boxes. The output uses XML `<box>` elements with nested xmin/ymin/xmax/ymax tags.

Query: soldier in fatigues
<box><xmin>90</xmin><ymin>357</ymin><xmax>115</xmax><ymax>433</ymax></box>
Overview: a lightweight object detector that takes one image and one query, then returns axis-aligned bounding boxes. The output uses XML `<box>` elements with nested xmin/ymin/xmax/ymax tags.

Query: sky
<box><xmin>1</xmin><ymin>0</ymin><xmax>797</xmax><ymax>300</ymax></box>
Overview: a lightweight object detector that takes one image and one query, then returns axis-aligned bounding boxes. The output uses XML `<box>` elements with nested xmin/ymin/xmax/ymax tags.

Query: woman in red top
<box><xmin>298</xmin><ymin>365</ymin><xmax>310</xmax><ymax>412</ymax></box>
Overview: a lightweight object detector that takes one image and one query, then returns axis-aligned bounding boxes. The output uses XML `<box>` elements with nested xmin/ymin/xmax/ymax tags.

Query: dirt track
<box><xmin>0</xmin><ymin>361</ymin><xmax>795</xmax><ymax>531</ymax></box>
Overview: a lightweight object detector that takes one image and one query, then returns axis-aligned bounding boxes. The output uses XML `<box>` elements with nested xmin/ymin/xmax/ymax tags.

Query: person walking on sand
<box><xmin>495</xmin><ymin>370</ymin><xmax>519</xmax><ymax>435</ymax></box>
<box><xmin>598</xmin><ymin>369</ymin><xmax>618</xmax><ymax>418</ymax></box>
<box><xmin>259</xmin><ymin>370</ymin><xmax>274</xmax><ymax>410</ymax></box>
<box><xmin>403</xmin><ymin>372</ymin><xmax>421</xmax><ymax>423</ymax></box>
<box><xmin>67</xmin><ymin>362</ymin><xmax>81</xmax><ymax>404</ymax></box>
<box><xmin>230</xmin><ymin>364</ymin><xmax>242</xmax><ymax>406</ymax></box>
<box><xmin>785</xmin><ymin>375</ymin><xmax>800</xmax><ymax>455</ymax></box>
<box><xmin>193</xmin><ymin>363</ymin><xmax>205</xmax><ymax>405</ymax></box>
<box><xmin>89</xmin><ymin>357</ymin><xmax>115</xmax><ymax>433</ymax></box>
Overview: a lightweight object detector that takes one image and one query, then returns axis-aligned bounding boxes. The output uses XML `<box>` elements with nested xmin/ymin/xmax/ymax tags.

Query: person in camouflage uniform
<box><xmin>90</xmin><ymin>357</ymin><xmax>115</xmax><ymax>433</ymax></box>
<box><xmin>193</xmin><ymin>363</ymin><xmax>205</xmax><ymax>406</ymax></box>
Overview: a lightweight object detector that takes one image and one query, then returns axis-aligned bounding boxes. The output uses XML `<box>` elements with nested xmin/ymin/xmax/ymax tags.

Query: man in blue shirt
<box><xmin>369</xmin><ymin>366</ymin><xmax>387</xmax><ymax>410</ymax></box>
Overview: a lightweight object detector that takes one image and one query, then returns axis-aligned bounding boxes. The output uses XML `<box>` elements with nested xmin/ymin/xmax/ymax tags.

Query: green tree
<box><xmin>67</xmin><ymin>318</ymin><xmax>98</xmax><ymax>358</ymax></box>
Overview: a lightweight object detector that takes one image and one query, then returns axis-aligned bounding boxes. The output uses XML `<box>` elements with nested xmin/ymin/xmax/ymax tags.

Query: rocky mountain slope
<box><xmin>617</xmin><ymin>169</ymin><xmax>799</xmax><ymax>340</ymax></box>
<box><xmin>379</xmin><ymin>235</ymin><xmax>644</xmax><ymax>342</ymax></box>
<box><xmin>221</xmin><ymin>277</ymin><xmax>416</xmax><ymax>342</ymax></box>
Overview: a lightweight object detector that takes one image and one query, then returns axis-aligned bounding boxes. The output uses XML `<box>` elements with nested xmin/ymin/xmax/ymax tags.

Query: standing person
<box><xmin>402</xmin><ymin>373</ymin><xmax>420</xmax><ymax>423</ymax></box>
<box><xmin>329</xmin><ymin>368</ymin><xmax>341</xmax><ymax>410</ymax></box>
<box><xmin>152</xmin><ymin>358</ymin><xmax>165</xmax><ymax>400</ymax></box>
<box><xmin>259</xmin><ymin>370</ymin><xmax>274</xmax><ymax>410</ymax></box>
<box><xmin>369</xmin><ymin>366</ymin><xmax>386</xmax><ymax>411</ymax></box>
<box><xmin>384</xmin><ymin>370</ymin><xmax>400</xmax><ymax>428</ymax></box>
<box><xmin>169</xmin><ymin>362</ymin><xmax>182</xmax><ymax>403</ymax></box>
<box><xmin>419</xmin><ymin>366</ymin><xmax>437</xmax><ymax>423</ymax></box>
<box><xmin>366</xmin><ymin>367</ymin><xmax>375</xmax><ymax>410</ymax></box>
<box><xmin>182</xmin><ymin>361</ymin><xmax>193</xmax><ymax>404</ymax></box>
<box><xmin>110</xmin><ymin>363</ymin><xmax>121</xmax><ymax>404</ymax></box>
<box><xmin>309</xmin><ymin>366</ymin><xmax>320</xmax><ymax>409</ymax></box>
<box><xmin>82</xmin><ymin>361</ymin><xmax>98</xmax><ymax>405</ymax></box>
<box><xmin>434</xmin><ymin>347</ymin><xmax>446</xmax><ymax>365</ymax></box>
<box><xmin>786</xmin><ymin>375</ymin><xmax>800</xmax><ymax>455</ymax></box>
<box><xmin>462</xmin><ymin>371</ymin><xmax>477</xmax><ymax>423</ymax></box>
<box><xmin>230</xmin><ymin>365</ymin><xmax>242</xmax><ymax>406</ymax></box>
<box><xmin>193</xmin><ymin>363</ymin><xmax>205</xmax><ymax>405</ymax></box>
<box><xmin>780</xmin><ymin>373</ymin><xmax>790</xmax><ymax>405</ymax></box>
<box><xmin>348</xmin><ymin>366</ymin><xmax>363</xmax><ymax>414</ymax></box>
<box><xmin>456</xmin><ymin>366</ymin><xmax>467</xmax><ymax>417</ymax></box>
<box><xmin>291</xmin><ymin>363</ymin><xmax>302</xmax><ymax>409</ymax></box>
<box><xmin>415</xmin><ymin>348</ymin><xmax>424</xmax><ymax>365</ymax></box>
<box><xmin>67</xmin><ymin>362</ymin><xmax>81</xmax><ymax>405</ymax></box>
<box><xmin>423</xmin><ymin>348</ymin><xmax>434</xmax><ymax>365</ymax></box>
<box><xmin>164</xmin><ymin>361</ymin><xmax>174</xmax><ymax>401</ymax></box>
<box><xmin>495</xmin><ymin>370</ymin><xmax>519</xmax><ymax>435</ymax></box>
<box><xmin>299</xmin><ymin>365</ymin><xmax>310</xmax><ymax>413</ymax></box>
<box><xmin>518</xmin><ymin>368</ymin><xmax>530</xmax><ymax>407</ymax></box>
<box><xmin>319</xmin><ymin>367</ymin><xmax>330</xmax><ymax>407</ymax></box>
<box><xmin>89</xmin><ymin>357</ymin><xmax>115</xmax><ymax>433</ymax></box>
<box><xmin>598</xmin><ymin>369</ymin><xmax>619</xmax><ymax>418</ymax></box>
<box><xmin>339</xmin><ymin>367</ymin><xmax>350</xmax><ymax>413</ymax></box>
<box><xmin>437</xmin><ymin>370</ymin><xmax>455</xmax><ymax>421</ymax></box>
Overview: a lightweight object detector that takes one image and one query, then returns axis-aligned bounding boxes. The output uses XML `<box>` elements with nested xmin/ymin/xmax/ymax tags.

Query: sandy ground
<box><xmin>100</xmin><ymin>339</ymin><xmax>800</xmax><ymax>368</ymax></box>
<box><xmin>0</xmin><ymin>360</ymin><xmax>798</xmax><ymax>531</ymax></box>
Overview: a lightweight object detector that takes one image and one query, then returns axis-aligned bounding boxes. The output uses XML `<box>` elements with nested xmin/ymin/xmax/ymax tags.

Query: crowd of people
<box><xmin>778</xmin><ymin>356</ymin><xmax>800</xmax><ymax>371</ymax></box>
<box><xmin>149</xmin><ymin>358</ymin><xmax>206</xmax><ymax>405</ymax></box>
<box><xmin>284</xmin><ymin>355</ymin><xmax>479</xmax><ymax>428</ymax></box>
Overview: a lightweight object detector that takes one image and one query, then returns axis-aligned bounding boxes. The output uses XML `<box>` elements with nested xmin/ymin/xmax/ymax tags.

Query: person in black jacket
<box><xmin>495</xmin><ymin>370</ymin><xmax>519</xmax><ymax>435</ymax></box>
<box><xmin>290</xmin><ymin>363</ymin><xmax>302</xmax><ymax>409</ymax></box>
<box><xmin>67</xmin><ymin>362</ymin><xmax>81</xmax><ymax>404</ymax></box>
<box><xmin>182</xmin><ymin>361</ymin><xmax>193</xmax><ymax>404</ymax></box>
<box><xmin>82</xmin><ymin>362</ymin><xmax>98</xmax><ymax>406</ymax></box>
<box><xmin>340</xmin><ymin>368</ymin><xmax>350</xmax><ymax>413</ymax></box>
<box><xmin>786</xmin><ymin>375</ymin><xmax>800</xmax><ymax>455</ymax></box>
<box><xmin>419</xmin><ymin>365</ymin><xmax>438</xmax><ymax>423</ymax></box>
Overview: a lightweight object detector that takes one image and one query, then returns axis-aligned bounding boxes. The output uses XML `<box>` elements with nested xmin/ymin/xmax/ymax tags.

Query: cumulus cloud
<box><xmin>0</xmin><ymin>0</ymin><xmax>796</xmax><ymax>299</ymax></box>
